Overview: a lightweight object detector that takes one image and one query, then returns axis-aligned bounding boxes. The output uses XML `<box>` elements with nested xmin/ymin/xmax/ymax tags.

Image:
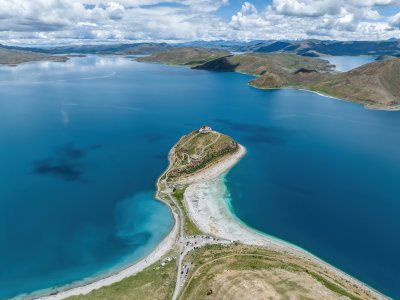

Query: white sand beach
<box><xmin>35</xmin><ymin>208</ymin><xmax>179</xmax><ymax>300</ymax></box>
<box><xmin>182</xmin><ymin>144</ymin><xmax>389</xmax><ymax>300</ymax></box>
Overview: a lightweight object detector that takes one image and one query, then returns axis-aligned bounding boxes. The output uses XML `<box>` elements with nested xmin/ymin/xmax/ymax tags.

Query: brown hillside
<box><xmin>0</xmin><ymin>47</ymin><xmax>68</xmax><ymax>65</ymax></box>
<box><xmin>136</xmin><ymin>47</ymin><xmax>230</xmax><ymax>67</ymax></box>
<box><xmin>311</xmin><ymin>58</ymin><xmax>400</xmax><ymax>108</ymax></box>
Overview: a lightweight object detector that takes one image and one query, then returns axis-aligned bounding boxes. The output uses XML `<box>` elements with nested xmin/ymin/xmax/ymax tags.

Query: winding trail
<box><xmin>198</xmin><ymin>131</ymin><xmax>220</xmax><ymax>157</ymax></box>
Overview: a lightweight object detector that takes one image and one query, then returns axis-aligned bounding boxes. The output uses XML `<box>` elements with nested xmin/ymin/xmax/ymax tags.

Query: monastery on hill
<box><xmin>199</xmin><ymin>125</ymin><xmax>212</xmax><ymax>133</ymax></box>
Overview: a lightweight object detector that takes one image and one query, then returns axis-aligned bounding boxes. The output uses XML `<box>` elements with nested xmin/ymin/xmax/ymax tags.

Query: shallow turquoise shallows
<box><xmin>0</xmin><ymin>56</ymin><xmax>399</xmax><ymax>299</ymax></box>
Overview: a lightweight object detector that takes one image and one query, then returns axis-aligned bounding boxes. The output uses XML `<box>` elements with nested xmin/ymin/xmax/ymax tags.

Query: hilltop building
<box><xmin>199</xmin><ymin>125</ymin><xmax>212</xmax><ymax>133</ymax></box>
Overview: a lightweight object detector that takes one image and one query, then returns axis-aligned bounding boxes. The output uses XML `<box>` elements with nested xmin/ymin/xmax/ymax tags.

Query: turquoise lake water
<box><xmin>0</xmin><ymin>55</ymin><xmax>399</xmax><ymax>299</ymax></box>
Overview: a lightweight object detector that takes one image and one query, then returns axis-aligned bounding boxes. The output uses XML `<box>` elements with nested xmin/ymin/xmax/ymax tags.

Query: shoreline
<box><xmin>29</xmin><ymin>139</ymin><xmax>389</xmax><ymax>300</ymax></box>
<box><xmin>298</xmin><ymin>88</ymin><xmax>400</xmax><ymax>111</ymax></box>
<box><xmin>24</xmin><ymin>139</ymin><xmax>183</xmax><ymax>300</ymax></box>
<box><xmin>137</xmin><ymin>59</ymin><xmax>400</xmax><ymax>112</ymax></box>
<box><xmin>249</xmin><ymin>84</ymin><xmax>400</xmax><ymax>112</ymax></box>
<box><xmin>182</xmin><ymin>144</ymin><xmax>390</xmax><ymax>300</ymax></box>
<box><xmin>31</xmin><ymin>171</ymin><xmax>180</xmax><ymax>300</ymax></box>
<box><xmin>30</xmin><ymin>136</ymin><xmax>183</xmax><ymax>300</ymax></box>
<box><xmin>33</xmin><ymin>210</ymin><xmax>178</xmax><ymax>300</ymax></box>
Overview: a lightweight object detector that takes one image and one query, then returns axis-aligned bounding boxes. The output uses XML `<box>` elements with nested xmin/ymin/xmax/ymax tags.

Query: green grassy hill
<box><xmin>168</xmin><ymin>129</ymin><xmax>239</xmax><ymax>180</ymax></box>
<box><xmin>250</xmin><ymin>57</ymin><xmax>400</xmax><ymax>109</ymax></box>
<box><xmin>195</xmin><ymin>53</ymin><xmax>334</xmax><ymax>86</ymax></box>
<box><xmin>310</xmin><ymin>58</ymin><xmax>400</xmax><ymax>109</ymax></box>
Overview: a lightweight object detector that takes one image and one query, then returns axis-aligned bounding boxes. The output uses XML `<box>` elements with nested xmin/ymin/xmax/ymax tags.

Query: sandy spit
<box><xmin>29</xmin><ymin>143</ymin><xmax>388</xmax><ymax>300</ymax></box>
<box><xmin>183</xmin><ymin>144</ymin><xmax>389</xmax><ymax>300</ymax></box>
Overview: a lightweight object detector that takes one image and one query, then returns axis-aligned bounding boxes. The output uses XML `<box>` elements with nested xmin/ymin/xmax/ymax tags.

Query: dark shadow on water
<box><xmin>153</xmin><ymin>154</ymin><xmax>167</xmax><ymax>160</ymax></box>
<box><xmin>31</xmin><ymin>143</ymin><xmax>102</xmax><ymax>181</ymax></box>
<box><xmin>141</xmin><ymin>133</ymin><xmax>167</xmax><ymax>143</ymax></box>
<box><xmin>215</xmin><ymin>119</ymin><xmax>296</xmax><ymax>145</ymax></box>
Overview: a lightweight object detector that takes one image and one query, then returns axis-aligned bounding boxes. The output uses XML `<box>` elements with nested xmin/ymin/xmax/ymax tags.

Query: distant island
<box><xmin>138</xmin><ymin>47</ymin><xmax>400</xmax><ymax>110</ymax></box>
<box><xmin>43</xmin><ymin>128</ymin><xmax>388</xmax><ymax>300</ymax></box>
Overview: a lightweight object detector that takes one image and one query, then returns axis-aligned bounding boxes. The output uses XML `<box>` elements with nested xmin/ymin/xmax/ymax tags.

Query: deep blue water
<box><xmin>320</xmin><ymin>56</ymin><xmax>376</xmax><ymax>72</ymax></box>
<box><xmin>0</xmin><ymin>56</ymin><xmax>399</xmax><ymax>299</ymax></box>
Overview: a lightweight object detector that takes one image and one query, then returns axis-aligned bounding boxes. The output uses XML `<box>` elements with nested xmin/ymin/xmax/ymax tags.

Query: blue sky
<box><xmin>377</xmin><ymin>5</ymin><xmax>400</xmax><ymax>16</ymax></box>
<box><xmin>217</xmin><ymin>0</ymin><xmax>273</xmax><ymax>19</ymax></box>
<box><xmin>0</xmin><ymin>0</ymin><xmax>400</xmax><ymax>46</ymax></box>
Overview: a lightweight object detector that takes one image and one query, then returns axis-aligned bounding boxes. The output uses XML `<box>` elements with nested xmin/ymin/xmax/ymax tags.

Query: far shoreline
<box><xmin>136</xmin><ymin>55</ymin><xmax>400</xmax><ymax>112</ymax></box>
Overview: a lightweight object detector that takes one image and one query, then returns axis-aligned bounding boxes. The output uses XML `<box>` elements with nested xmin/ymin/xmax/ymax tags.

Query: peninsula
<box><xmin>138</xmin><ymin>47</ymin><xmax>400</xmax><ymax>110</ymax></box>
<box><xmin>37</xmin><ymin>128</ymin><xmax>388</xmax><ymax>300</ymax></box>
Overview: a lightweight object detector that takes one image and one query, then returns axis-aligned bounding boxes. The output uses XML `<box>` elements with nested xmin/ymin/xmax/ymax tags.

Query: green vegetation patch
<box><xmin>172</xmin><ymin>187</ymin><xmax>202</xmax><ymax>236</ymax></box>
<box><xmin>308</xmin><ymin>272</ymin><xmax>359</xmax><ymax>300</ymax></box>
<box><xmin>169</xmin><ymin>131</ymin><xmax>239</xmax><ymax>179</ymax></box>
<box><xmin>67</xmin><ymin>253</ymin><xmax>177</xmax><ymax>300</ymax></box>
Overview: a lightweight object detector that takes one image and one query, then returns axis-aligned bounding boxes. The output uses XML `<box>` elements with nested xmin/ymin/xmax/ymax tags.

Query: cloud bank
<box><xmin>0</xmin><ymin>0</ymin><xmax>399</xmax><ymax>45</ymax></box>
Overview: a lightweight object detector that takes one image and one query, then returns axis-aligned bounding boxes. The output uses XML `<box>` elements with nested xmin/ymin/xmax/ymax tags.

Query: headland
<box><xmin>35</xmin><ymin>128</ymin><xmax>389</xmax><ymax>300</ymax></box>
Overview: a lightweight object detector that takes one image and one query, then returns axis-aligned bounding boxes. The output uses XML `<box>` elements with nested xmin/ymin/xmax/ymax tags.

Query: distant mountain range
<box><xmin>1</xmin><ymin>39</ymin><xmax>400</xmax><ymax>59</ymax></box>
<box><xmin>0</xmin><ymin>42</ymin><xmax>173</xmax><ymax>55</ymax></box>
<box><xmin>229</xmin><ymin>40</ymin><xmax>400</xmax><ymax>58</ymax></box>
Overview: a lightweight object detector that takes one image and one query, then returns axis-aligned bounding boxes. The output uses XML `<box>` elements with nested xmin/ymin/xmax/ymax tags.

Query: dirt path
<box><xmin>198</xmin><ymin>131</ymin><xmax>220</xmax><ymax>157</ymax></box>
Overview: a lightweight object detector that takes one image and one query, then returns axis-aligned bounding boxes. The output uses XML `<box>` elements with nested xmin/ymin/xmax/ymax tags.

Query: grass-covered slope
<box><xmin>194</xmin><ymin>53</ymin><xmax>334</xmax><ymax>75</ymax></box>
<box><xmin>310</xmin><ymin>57</ymin><xmax>400</xmax><ymax>109</ymax></box>
<box><xmin>66</xmin><ymin>244</ymin><xmax>383</xmax><ymax>300</ymax></box>
<box><xmin>66</xmin><ymin>253</ymin><xmax>177</xmax><ymax>300</ymax></box>
<box><xmin>250</xmin><ymin>57</ymin><xmax>400</xmax><ymax>109</ymax></box>
<box><xmin>0</xmin><ymin>47</ymin><xmax>67</xmax><ymax>65</ymax></box>
<box><xmin>180</xmin><ymin>244</ymin><xmax>382</xmax><ymax>300</ymax></box>
<box><xmin>196</xmin><ymin>53</ymin><xmax>334</xmax><ymax>88</ymax></box>
<box><xmin>168</xmin><ymin>129</ymin><xmax>239</xmax><ymax>180</ymax></box>
<box><xmin>136</xmin><ymin>47</ymin><xmax>230</xmax><ymax>67</ymax></box>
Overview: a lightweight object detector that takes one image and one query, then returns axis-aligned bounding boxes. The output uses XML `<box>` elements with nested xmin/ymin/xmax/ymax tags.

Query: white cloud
<box><xmin>388</xmin><ymin>11</ymin><xmax>400</xmax><ymax>27</ymax></box>
<box><xmin>226</xmin><ymin>0</ymin><xmax>400</xmax><ymax>41</ymax></box>
<box><xmin>272</xmin><ymin>0</ymin><xmax>399</xmax><ymax>17</ymax></box>
<box><xmin>0</xmin><ymin>0</ymin><xmax>399</xmax><ymax>45</ymax></box>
